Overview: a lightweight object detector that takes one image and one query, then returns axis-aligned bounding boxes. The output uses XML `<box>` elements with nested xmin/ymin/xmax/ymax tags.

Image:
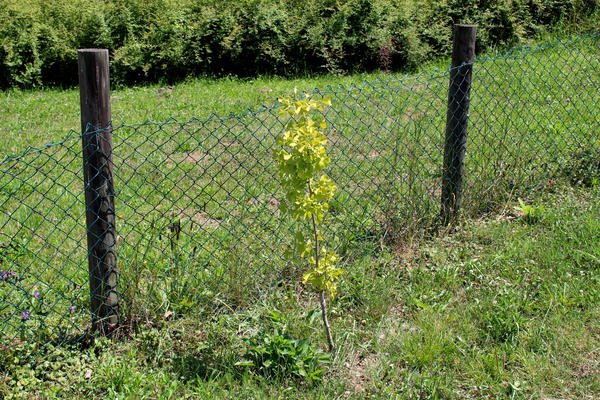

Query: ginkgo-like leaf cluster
<box><xmin>275</xmin><ymin>93</ymin><xmax>343</xmax><ymax>298</ymax></box>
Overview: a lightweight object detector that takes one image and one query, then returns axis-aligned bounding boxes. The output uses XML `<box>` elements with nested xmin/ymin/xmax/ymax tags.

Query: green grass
<box><xmin>1</xmin><ymin>185</ymin><xmax>598</xmax><ymax>399</ymax></box>
<box><xmin>0</xmin><ymin>72</ymin><xmax>386</xmax><ymax>155</ymax></box>
<box><xmin>0</xmin><ymin>33</ymin><xmax>598</xmax><ymax>398</ymax></box>
<box><xmin>0</xmin><ymin>33</ymin><xmax>598</xmax><ymax>345</ymax></box>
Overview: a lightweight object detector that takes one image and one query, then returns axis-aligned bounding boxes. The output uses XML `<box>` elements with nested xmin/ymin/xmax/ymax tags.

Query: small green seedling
<box><xmin>274</xmin><ymin>92</ymin><xmax>342</xmax><ymax>352</ymax></box>
<box><xmin>515</xmin><ymin>198</ymin><xmax>545</xmax><ymax>223</ymax></box>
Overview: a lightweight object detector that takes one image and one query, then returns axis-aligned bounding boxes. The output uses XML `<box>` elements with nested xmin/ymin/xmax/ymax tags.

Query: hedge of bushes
<box><xmin>0</xmin><ymin>0</ymin><xmax>597</xmax><ymax>88</ymax></box>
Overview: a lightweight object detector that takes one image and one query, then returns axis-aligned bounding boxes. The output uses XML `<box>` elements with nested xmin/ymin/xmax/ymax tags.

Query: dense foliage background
<box><xmin>0</xmin><ymin>0</ymin><xmax>597</xmax><ymax>88</ymax></box>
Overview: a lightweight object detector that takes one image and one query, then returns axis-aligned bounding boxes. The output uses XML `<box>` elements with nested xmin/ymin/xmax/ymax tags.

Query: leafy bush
<box><xmin>238</xmin><ymin>330</ymin><xmax>328</xmax><ymax>382</ymax></box>
<box><xmin>0</xmin><ymin>0</ymin><xmax>597</xmax><ymax>88</ymax></box>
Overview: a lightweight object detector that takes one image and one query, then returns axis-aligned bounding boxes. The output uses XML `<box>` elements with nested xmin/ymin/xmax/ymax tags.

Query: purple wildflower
<box><xmin>1</xmin><ymin>271</ymin><xmax>14</xmax><ymax>281</ymax></box>
<box><xmin>69</xmin><ymin>305</ymin><xmax>75</xmax><ymax>313</ymax></box>
<box><xmin>21</xmin><ymin>311</ymin><xmax>30</xmax><ymax>320</ymax></box>
<box><xmin>2</xmin><ymin>271</ymin><xmax>16</xmax><ymax>282</ymax></box>
<box><xmin>34</xmin><ymin>291</ymin><xmax>40</xmax><ymax>299</ymax></box>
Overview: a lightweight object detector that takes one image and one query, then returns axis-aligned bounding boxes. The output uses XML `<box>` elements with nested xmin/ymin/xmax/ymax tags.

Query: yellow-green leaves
<box><xmin>302</xmin><ymin>246</ymin><xmax>342</xmax><ymax>298</ymax></box>
<box><xmin>276</xmin><ymin>95</ymin><xmax>337</xmax><ymax>225</ymax></box>
<box><xmin>275</xmin><ymin>93</ymin><xmax>342</xmax><ymax>299</ymax></box>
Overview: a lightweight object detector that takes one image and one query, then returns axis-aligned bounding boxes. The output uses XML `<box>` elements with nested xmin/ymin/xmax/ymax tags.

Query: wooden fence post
<box><xmin>78</xmin><ymin>49</ymin><xmax>118</xmax><ymax>335</ymax></box>
<box><xmin>441</xmin><ymin>24</ymin><xmax>477</xmax><ymax>225</ymax></box>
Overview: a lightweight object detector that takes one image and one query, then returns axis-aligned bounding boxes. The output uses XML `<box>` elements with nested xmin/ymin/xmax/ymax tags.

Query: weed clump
<box><xmin>561</xmin><ymin>145</ymin><xmax>600</xmax><ymax>188</ymax></box>
<box><xmin>237</xmin><ymin>331</ymin><xmax>328</xmax><ymax>383</ymax></box>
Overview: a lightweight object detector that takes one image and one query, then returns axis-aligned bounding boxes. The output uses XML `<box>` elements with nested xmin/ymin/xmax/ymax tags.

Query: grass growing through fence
<box><xmin>1</xmin><ymin>185</ymin><xmax>598</xmax><ymax>399</ymax></box>
<box><xmin>0</xmin><ymin>33</ymin><xmax>598</xmax><ymax>346</ymax></box>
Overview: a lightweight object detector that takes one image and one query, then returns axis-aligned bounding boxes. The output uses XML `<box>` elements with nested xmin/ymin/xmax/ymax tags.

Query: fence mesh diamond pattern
<box><xmin>0</xmin><ymin>33</ymin><xmax>598</xmax><ymax>345</ymax></box>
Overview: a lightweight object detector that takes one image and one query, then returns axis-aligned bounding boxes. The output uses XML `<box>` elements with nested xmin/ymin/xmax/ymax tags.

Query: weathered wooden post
<box><xmin>441</xmin><ymin>24</ymin><xmax>477</xmax><ymax>225</ymax></box>
<box><xmin>78</xmin><ymin>49</ymin><xmax>118</xmax><ymax>335</ymax></box>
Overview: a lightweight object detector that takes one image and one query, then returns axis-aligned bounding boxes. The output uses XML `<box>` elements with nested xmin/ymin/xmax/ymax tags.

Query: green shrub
<box><xmin>0</xmin><ymin>0</ymin><xmax>596</xmax><ymax>88</ymax></box>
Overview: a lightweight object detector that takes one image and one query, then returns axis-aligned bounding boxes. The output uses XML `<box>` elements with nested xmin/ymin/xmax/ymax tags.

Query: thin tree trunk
<box><xmin>308</xmin><ymin>181</ymin><xmax>335</xmax><ymax>352</ymax></box>
<box><xmin>318</xmin><ymin>290</ymin><xmax>335</xmax><ymax>352</ymax></box>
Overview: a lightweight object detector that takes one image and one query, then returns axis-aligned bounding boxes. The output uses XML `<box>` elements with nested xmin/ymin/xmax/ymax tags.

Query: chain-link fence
<box><xmin>1</xmin><ymin>32</ymin><xmax>598</xmax><ymax>346</ymax></box>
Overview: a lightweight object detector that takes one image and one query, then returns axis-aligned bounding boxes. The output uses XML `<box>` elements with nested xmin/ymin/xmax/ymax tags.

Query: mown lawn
<box><xmin>1</xmin><ymin>184</ymin><xmax>598</xmax><ymax>399</ymax></box>
<box><xmin>0</xmin><ymin>72</ymin><xmax>388</xmax><ymax>156</ymax></box>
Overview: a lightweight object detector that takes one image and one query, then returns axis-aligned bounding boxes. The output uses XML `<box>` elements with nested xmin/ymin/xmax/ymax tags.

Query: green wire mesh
<box><xmin>0</xmin><ymin>33</ymin><xmax>598</xmax><ymax>346</ymax></box>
